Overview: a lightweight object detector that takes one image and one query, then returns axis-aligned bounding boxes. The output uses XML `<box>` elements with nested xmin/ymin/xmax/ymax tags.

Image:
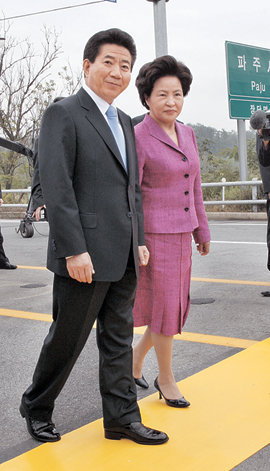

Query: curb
<box><xmin>206</xmin><ymin>212</ymin><xmax>267</xmax><ymax>221</ymax></box>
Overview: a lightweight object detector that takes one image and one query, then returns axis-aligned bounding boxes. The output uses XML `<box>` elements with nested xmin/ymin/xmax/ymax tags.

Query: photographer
<box><xmin>257</xmin><ymin>131</ymin><xmax>270</xmax><ymax>167</ymax></box>
<box><xmin>250</xmin><ymin>111</ymin><xmax>270</xmax><ymax>281</ymax></box>
<box><xmin>256</xmin><ymin>132</ymin><xmax>270</xmax><ymax>284</ymax></box>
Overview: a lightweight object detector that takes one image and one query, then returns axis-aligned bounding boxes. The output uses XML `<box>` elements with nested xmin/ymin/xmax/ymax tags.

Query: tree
<box><xmin>246</xmin><ymin>137</ymin><xmax>261</xmax><ymax>179</ymax></box>
<box><xmin>0</xmin><ymin>23</ymin><xmax>61</xmax><ymax>188</ymax></box>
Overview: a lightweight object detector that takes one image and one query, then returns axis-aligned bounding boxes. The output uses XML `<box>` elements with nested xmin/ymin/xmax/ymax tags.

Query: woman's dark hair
<box><xmin>135</xmin><ymin>55</ymin><xmax>193</xmax><ymax>109</ymax></box>
<box><xmin>83</xmin><ymin>28</ymin><xmax>137</xmax><ymax>70</ymax></box>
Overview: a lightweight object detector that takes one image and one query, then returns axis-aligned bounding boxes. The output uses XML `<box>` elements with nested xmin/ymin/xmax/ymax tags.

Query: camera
<box><xmin>39</xmin><ymin>207</ymin><xmax>47</xmax><ymax>221</ymax></box>
<box><xmin>250</xmin><ymin>109</ymin><xmax>270</xmax><ymax>139</ymax></box>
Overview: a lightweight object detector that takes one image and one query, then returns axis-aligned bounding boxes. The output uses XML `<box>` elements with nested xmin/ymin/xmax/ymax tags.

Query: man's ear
<box><xmin>83</xmin><ymin>59</ymin><xmax>91</xmax><ymax>77</ymax></box>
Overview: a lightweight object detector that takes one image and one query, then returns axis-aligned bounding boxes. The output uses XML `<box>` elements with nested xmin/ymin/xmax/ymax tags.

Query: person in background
<box><xmin>20</xmin><ymin>28</ymin><xmax>168</xmax><ymax>446</ymax></box>
<box><xmin>0</xmin><ymin>184</ymin><xmax>17</xmax><ymax>269</ymax></box>
<box><xmin>29</xmin><ymin>139</ymin><xmax>45</xmax><ymax>221</ymax></box>
<box><xmin>256</xmin><ymin>131</ymin><xmax>270</xmax><ymax>287</ymax></box>
<box><xmin>257</xmin><ymin>131</ymin><xmax>270</xmax><ymax>167</ymax></box>
<box><xmin>132</xmin><ymin>56</ymin><xmax>210</xmax><ymax>407</ymax></box>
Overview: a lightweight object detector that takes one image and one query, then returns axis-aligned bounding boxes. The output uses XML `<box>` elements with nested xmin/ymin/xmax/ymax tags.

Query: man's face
<box><xmin>83</xmin><ymin>43</ymin><xmax>132</xmax><ymax>103</ymax></box>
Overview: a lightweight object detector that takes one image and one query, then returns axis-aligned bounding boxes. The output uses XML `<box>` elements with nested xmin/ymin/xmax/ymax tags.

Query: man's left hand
<box><xmin>138</xmin><ymin>245</ymin><xmax>150</xmax><ymax>266</ymax></box>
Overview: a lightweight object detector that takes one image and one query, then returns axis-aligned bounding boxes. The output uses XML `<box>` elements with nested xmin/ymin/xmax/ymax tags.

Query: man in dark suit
<box><xmin>20</xmin><ymin>28</ymin><xmax>168</xmax><ymax>446</ymax></box>
<box><xmin>0</xmin><ymin>184</ymin><xmax>17</xmax><ymax>269</ymax></box>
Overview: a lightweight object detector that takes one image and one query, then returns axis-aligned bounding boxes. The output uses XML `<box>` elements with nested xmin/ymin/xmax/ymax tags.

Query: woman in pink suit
<box><xmin>132</xmin><ymin>56</ymin><xmax>210</xmax><ymax>407</ymax></box>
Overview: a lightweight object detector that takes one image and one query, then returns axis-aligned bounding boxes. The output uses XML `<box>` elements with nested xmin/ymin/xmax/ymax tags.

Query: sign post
<box><xmin>226</xmin><ymin>41</ymin><xmax>270</xmax><ymax>180</ymax></box>
<box><xmin>146</xmin><ymin>0</ymin><xmax>169</xmax><ymax>57</ymax></box>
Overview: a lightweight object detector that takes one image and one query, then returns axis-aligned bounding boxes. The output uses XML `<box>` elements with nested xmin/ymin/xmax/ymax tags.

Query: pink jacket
<box><xmin>135</xmin><ymin>114</ymin><xmax>210</xmax><ymax>244</ymax></box>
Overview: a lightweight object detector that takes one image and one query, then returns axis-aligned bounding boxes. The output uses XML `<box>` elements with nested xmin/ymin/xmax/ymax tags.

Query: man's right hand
<box><xmin>66</xmin><ymin>252</ymin><xmax>95</xmax><ymax>283</ymax></box>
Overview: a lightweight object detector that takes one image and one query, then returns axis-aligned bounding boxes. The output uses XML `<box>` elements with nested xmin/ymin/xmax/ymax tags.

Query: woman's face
<box><xmin>145</xmin><ymin>75</ymin><xmax>184</xmax><ymax>127</ymax></box>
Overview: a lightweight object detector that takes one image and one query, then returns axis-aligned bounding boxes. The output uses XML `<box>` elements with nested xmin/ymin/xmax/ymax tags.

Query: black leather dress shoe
<box><xmin>261</xmin><ymin>291</ymin><xmax>270</xmax><ymax>297</ymax></box>
<box><xmin>19</xmin><ymin>403</ymin><xmax>61</xmax><ymax>443</ymax></box>
<box><xmin>134</xmin><ymin>375</ymin><xmax>149</xmax><ymax>389</ymax></box>
<box><xmin>0</xmin><ymin>261</ymin><xmax>17</xmax><ymax>269</ymax></box>
<box><xmin>104</xmin><ymin>421</ymin><xmax>168</xmax><ymax>445</ymax></box>
<box><xmin>154</xmin><ymin>377</ymin><xmax>190</xmax><ymax>408</ymax></box>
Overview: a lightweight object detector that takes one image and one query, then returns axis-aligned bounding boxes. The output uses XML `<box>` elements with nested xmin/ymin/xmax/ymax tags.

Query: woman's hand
<box><xmin>196</xmin><ymin>241</ymin><xmax>210</xmax><ymax>256</ymax></box>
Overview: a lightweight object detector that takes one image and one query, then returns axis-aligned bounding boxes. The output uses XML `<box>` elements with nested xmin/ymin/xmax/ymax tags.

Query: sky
<box><xmin>1</xmin><ymin>0</ymin><xmax>270</xmax><ymax>132</ymax></box>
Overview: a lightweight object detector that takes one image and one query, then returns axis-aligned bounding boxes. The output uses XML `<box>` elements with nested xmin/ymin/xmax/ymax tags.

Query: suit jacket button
<box><xmin>182</xmin><ymin>156</ymin><xmax>187</xmax><ymax>161</ymax></box>
<box><xmin>184</xmin><ymin>173</ymin><xmax>189</xmax><ymax>178</ymax></box>
<box><xmin>184</xmin><ymin>207</ymin><xmax>189</xmax><ymax>212</ymax></box>
<box><xmin>185</xmin><ymin>191</ymin><xmax>189</xmax><ymax>195</ymax></box>
<box><xmin>127</xmin><ymin>212</ymin><xmax>132</xmax><ymax>218</ymax></box>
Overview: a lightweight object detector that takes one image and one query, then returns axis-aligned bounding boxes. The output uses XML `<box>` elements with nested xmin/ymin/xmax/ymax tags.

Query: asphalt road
<box><xmin>0</xmin><ymin>218</ymin><xmax>269</xmax><ymax>469</ymax></box>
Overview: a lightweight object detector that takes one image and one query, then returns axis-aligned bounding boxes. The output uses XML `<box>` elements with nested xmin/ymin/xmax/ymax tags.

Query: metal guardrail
<box><xmin>201</xmin><ymin>178</ymin><xmax>266</xmax><ymax>210</ymax></box>
<box><xmin>0</xmin><ymin>179</ymin><xmax>267</xmax><ymax>209</ymax></box>
<box><xmin>1</xmin><ymin>188</ymin><xmax>30</xmax><ymax>208</ymax></box>
<box><xmin>1</xmin><ymin>136</ymin><xmax>266</xmax><ymax>210</ymax></box>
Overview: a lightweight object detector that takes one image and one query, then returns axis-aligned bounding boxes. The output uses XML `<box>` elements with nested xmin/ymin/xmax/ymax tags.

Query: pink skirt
<box><xmin>133</xmin><ymin>232</ymin><xmax>192</xmax><ymax>336</ymax></box>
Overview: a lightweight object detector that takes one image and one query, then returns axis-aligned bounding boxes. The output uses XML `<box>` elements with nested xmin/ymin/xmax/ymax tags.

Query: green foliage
<box><xmin>194</xmin><ymin>127</ymin><xmax>264</xmax><ymax>211</ymax></box>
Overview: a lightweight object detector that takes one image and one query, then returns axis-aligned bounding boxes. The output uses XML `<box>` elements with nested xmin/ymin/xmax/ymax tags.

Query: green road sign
<box><xmin>225</xmin><ymin>41</ymin><xmax>270</xmax><ymax>119</ymax></box>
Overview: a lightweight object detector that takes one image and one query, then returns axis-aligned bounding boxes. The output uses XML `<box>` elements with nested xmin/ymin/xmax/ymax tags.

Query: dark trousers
<box><xmin>22</xmin><ymin>260</ymin><xmax>141</xmax><ymax>428</ymax></box>
<box><xmin>0</xmin><ymin>227</ymin><xmax>8</xmax><ymax>263</ymax></box>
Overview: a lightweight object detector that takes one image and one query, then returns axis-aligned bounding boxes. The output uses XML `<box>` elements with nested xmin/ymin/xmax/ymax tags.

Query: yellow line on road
<box><xmin>0</xmin><ymin>309</ymin><xmax>257</xmax><ymax>349</ymax></box>
<box><xmin>192</xmin><ymin>276</ymin><xmax>270</xmax><ymax>286</ymax></box>
<box><xmin>175</xmin><ymin>331</ymin><xmax>256</xmax><ymax>348</ymax></box>
<box><xmin>139</xmin><ymin>327</ymin><xmax>256</xmax><ymax>349</ymax></box>
<box><xmin>2</xmin><ymin>338</ymin><xmax>270</xmax><ymax>471</ymax></box>
<box><xmin>0</xmin><ymin>308</ymin><xmax>52</xmax><ymax>322</ymax></box>
<box><xmin>16</xmin><ymin>265</ymin><xmax>270</xmax><ymax>286</ymax></box>
<box><xmin>17</xmin><ymin>265</ymin><xmax>47</xmax><ymax>270</ymax></box>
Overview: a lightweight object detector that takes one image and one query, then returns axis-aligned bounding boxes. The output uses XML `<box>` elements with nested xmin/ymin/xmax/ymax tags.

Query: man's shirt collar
<box><xmin>82</xmin><ymin>83</ymin><xmax>115</xmax><ymax>118</ymax></box>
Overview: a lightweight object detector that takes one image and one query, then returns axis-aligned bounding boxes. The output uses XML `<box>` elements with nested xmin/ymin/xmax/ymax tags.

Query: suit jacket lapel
<box><xmin>144</xmin><ymin>114</ymin><xmax>189</xmax><ymax>158</ymax></box>
<box><xmin>77</xmin><ymin>88</ymin><xmax>127</xmax><ymax>173</ymax></box>
<box><xmin>175</xmin><ymin>122</ymin><xmax>192</xmax><ymax>158</ymax></box>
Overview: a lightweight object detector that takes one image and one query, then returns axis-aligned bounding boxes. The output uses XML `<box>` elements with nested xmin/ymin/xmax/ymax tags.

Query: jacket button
<box><xmin>127</xmin><ymin>212</ymin><xmax>132</xmax><ymax>218</ymax></box>
<box><xmin>182</xmin><ymin>156</ymin><xmax>187</xmax><ymax>161</ymax></box>
<box><xmin>184</xmin><ymin>207</ymin><xmax>189</xmax><ymax>212</ymax></box>
<box><xmin>185</xmin><ymin>191</ymin><xmax>189</xmax><ymax>195</ymax></box>
<box><xmin>184</xmin><ymin>173</ymin><xmax>189</xmax><ymax>178</ymax></box>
